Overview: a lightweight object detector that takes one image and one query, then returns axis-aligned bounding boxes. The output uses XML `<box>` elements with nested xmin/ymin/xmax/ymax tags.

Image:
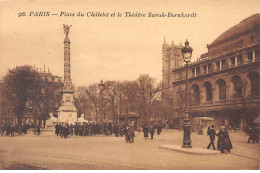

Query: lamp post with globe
<box><xmin>99</xmin><ymin>80</ymin><xmax>105</xmax><ymax>122</ymax></box>
<box><xmin>181</xmin><ymin>39</ymin><xmax>193</xmax><ymax>148</ymax></box>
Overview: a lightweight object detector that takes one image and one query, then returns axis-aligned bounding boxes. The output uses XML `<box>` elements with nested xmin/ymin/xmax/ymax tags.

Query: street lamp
<box><xmin>181</xmin><ymin>39</ymin><xmax>193</xmax><ymax>148</ymax></box>
<box><xmin>99</xmin><ymin>79</ymin><xmax>105</xmax><ymax>122</ymax></box>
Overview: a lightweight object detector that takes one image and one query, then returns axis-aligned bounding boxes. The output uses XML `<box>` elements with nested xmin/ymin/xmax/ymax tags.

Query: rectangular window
<box><xmin>247</xmin><ymin>51</ymin><xmax>253</xmax><ymax>62</ymax></box>
<box><xmin>255</xmin><ymin>49</ymin><xmax>260</xmax><ymax>60</ymax></box>
<box><xmin>196</xmin><ymin>67</ymin><xmax>200</xmax><ymax>75</ymax></box>
<box><xmin>222</xmin><ymin>59</ymin><xmax>227</xmax><ymax>69</ymax></box>
<box><xmin>192</xmin><ymin>68</ymin><xmax>195</xmax><ymax>77</ymax></box>
<box><xmin>237</xmin><ymin>55</ymin><xmax>243</xmax><ymax>65</ymax></box>
<box><xmin>208</xmin><ymin>63</ymin><xmax>212</xmax><ymax>72</ymax></box>
<box><xmin>230</xmin><ymin>57</ymin><xmax>235</xmax><ymax>66</ymax></box>
<box><xmin>216</xmin><ymin>61</ymin><xmax>220</xmax><ymax>70</ymax></box>
<box><xmin>203</xmin><ymin>65</ymin><xmax>207</xmax><ymax>74</ymax></box>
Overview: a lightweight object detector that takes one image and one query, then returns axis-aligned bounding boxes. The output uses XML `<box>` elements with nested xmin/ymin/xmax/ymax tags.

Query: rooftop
<box><xmin>208</xmin><ymin>13</ymin><xmax>260</xmax><ymax>48</ymax></box>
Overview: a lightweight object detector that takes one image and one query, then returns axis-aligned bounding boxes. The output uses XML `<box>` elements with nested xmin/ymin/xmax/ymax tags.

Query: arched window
<box><xmin>217</xmin><ymin>79</ymin><xmax>226</xmax><ymax>100</ymax></box>
<box><xmin>191</xmin><ymin>84</ymin><xmax>200</xmax><ymax>104</ymax></box>
<box><xmin>232</xmin><ymin>75</ymin><xmax>242</xmax><ymax>98</ymax></box>
<box><xmin>248</xmin><ymin>72</ymin><xmax>260</xmax><ymax>97</ymax></box>
<box><xmin>204</xmin><ymin>82</ymin><xmax>212</xmax><ymax>101</ymax></box>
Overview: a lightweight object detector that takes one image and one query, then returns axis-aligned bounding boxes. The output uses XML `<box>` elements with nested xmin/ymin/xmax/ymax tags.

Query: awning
<box><xmin>119</xmin><ymin>112</ymin><xmax>139</xmax><ymax>118</ymax></box>
<box><xmin>193</xmin><ymin>117</ymin><xmax>214</xmax><ymax>121</ymax></box>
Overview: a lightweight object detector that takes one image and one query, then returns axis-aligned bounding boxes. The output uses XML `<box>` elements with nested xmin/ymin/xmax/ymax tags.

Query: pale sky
<box><xmin>0</xmin><ymin>0</ymin><xmax>259</xmax><ymax>86</ymax></box>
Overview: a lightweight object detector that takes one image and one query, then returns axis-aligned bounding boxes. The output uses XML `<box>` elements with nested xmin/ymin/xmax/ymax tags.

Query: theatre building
<box><xmin>171</xmin><ymin>13</ymin><xmax>260</xmax><ymax>129</ymax></box>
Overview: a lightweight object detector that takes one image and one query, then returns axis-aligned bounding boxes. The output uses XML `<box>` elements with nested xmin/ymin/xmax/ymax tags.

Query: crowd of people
<box><xmin>53</xmin><ymin>121</ymin><xmax>163</xmax><ymax>144</ymax></box>
<box><xmin>55</xmin><ymin>122</ymin><xmax>133</xmax><ymax>139</ymax></box>
<box><xmin>0</xmin><ymin>123</ymin><xmax>41</xmax><ymax>136</ymax></box>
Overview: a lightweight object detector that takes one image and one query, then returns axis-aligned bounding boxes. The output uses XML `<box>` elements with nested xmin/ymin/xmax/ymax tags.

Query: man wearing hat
<box><xmin>207</xmin><ymin>125</ymin><xmax>216</xmax><ymax>150</ymax></box>
<box><xmin>129</xmin><ymin>121</ymin><xmax>135</xmax><ymax>143</ymax></box>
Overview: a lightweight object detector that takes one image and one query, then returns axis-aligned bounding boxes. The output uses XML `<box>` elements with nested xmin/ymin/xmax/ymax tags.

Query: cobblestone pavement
<box><xmin>0</xmin><ymin>129</ymin><xmax>259</xmax><ymax>170</ymax></box>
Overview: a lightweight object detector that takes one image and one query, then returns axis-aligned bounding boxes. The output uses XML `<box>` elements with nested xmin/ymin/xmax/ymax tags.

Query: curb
<box><xmin>159</xmin><ymin>145</ymin><xmax>221</xmax><ymax>156</ymax></box>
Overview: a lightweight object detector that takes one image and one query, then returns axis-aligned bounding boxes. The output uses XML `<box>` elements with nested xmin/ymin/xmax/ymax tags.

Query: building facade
<box><xmin>171</xmin><ymin>14</ymin><xmax>260</xmax><ymax>130</ymax></box>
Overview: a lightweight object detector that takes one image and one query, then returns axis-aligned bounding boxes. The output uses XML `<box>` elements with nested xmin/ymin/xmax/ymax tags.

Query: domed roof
<box><xmin>209</xmin><ymin>13</ymin><xmax>260</xmax><ymax>47</ymax></box>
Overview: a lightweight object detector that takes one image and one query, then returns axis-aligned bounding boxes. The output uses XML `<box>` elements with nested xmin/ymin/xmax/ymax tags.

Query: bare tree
<box><xmin>103</xmin><ymin>81</ymin><xmax>118</xmax><ymax>123</ymax></box>
<box><xmin>75</xmin><ymin>86</ymin><xmax>89</xmax><ymax>120</ymax></box>
<box><xmin>136</xmin><ymin>74</ymin><xmax>160</xmax><ymax>121</ymax></box>
<box><xmin>85</xmin><ymin>84</ymin><xmax>100</xmax><ymax>122</ymax></box>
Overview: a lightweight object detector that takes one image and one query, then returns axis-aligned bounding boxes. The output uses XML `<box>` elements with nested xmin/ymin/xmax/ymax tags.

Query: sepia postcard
<box><xmin>0</xmin><ymin>0</ymin><xmax>259</xmax><ymax>170</ymax></box>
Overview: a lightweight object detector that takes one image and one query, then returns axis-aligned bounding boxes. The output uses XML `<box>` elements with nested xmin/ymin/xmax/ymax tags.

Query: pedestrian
<box><xmin>74</xmin><ymin>123</ymin><xmax>79</xmax><ymax>136</ymax></box>
<box><xmin>36</xmin><ymin>124</ymin><xmax>41</xmax><ymax>135</ymax></box>
<box><xmin>248</xmin><ymin>127</ymin><xmax>254</xmax><ymax>143</ymax></box>
<box><xmin>197</xmin><ymin>124</ymin><xmax>203</xmax><ymax>135</ymax></box>
<box><xmin>165</xmin><ymin>121</ymin><xmax>169</xmax><ymax>131</ymax></box>
<box><xmin>254</xmin><ymin>125</ymin><xmax>259</xmax><ymax>143</ymax></box>
<box><xmin>64</xmin><ymin>123</ymin><xmax>69</xmax><ymax>138</ymax></box>
<box><xmin>216</xmin><ymin>126</ymin><xmax>225</xmax><ymax>153</ymax></box>
<box><xmin>143</xmin><ymin>123</ymin><xmax>149</xmax><ymax>139</ymax></box>
<box><xmin>15</xmin><ymin>124</ymin><xmax>18</xmax><ymax>133</ymax></box>
<box><xmin>83</xmin><ymin>123</ymin><xmax>87</xmax><ymax>136</ymax></box>
<box><xmin>207</xmin><ymin>125</ymin><xmax>216</xmax><ymax>150</ymax></box>
<box><xmin>114</xmin><ymin>124</ymin><xmax>119</xmax><ymax>137</ymax></box>
<box><xmin>129</xmin><ymin>121</ymin><xmax>135</xmax><ymax>143</ymax></box>
<box><xmin>217</xmin><ymin>126</ymin><xmax>232</xmax><ymax>153</ymax></box>
<box><xmin>55</xmin><ymin>123</ymin><xmax>59</xmax><ymax>136</ymax></box>
<box><xmin>6</xmin><ymin>124</ymin><xmax>10</xmax><ymax>136</ymax></box>
<box><xmin>10</xmin><ymin>125</ymin><xmax>15</xmax><ymax>137</ymax></box>
<box><xmin>149</xmin><ymin>124</ymin><xmax>155</xmax><ymax>140</ymax></box>
<box><xmin>1</xmin><ymin>124</ymin><xmax>4</xmax><ymax>136</ymax></box>
<box><xmin>207</xmin><ymin>125</ymin><xmax>211</xmax><ymax>136</ymax></box>
<box><xmin>157</xmin><ymin>123</ymin><xmax>162</xmax><ymax>135</ymax></box>
<box><xmin>69</xmin><ymin>124</ymin><xmax>74</xmax><ymax>136</ymax></box>
<box><xmin>0</xmin><ymin>124</ymin><xmax>2</xmax><ymax>136</ymax></box>
<box><xmin>223</xmin><ymin>127</ymin><xmax>232</xmax><ymax>153</ymax></box>
<box><xmin>60</xmin><ymin>124</ymin><xmax>64</xmax><ymax>138</ymax></box>
<box><xmin>109</xmin><ymin>123</ymin><xmax>113</xmax><ymax>136</ymax></box>
<box><xmin>125</xmin><ymin>124</ymin><xmax>130</xmax><ymax>143</ymax></box>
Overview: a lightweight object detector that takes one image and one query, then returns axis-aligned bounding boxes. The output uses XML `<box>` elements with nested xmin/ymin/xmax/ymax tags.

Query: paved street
<box><xmin>0</xmin><ymin>129</ymin><xmax>259</xmax><ymax>170</ymax></box>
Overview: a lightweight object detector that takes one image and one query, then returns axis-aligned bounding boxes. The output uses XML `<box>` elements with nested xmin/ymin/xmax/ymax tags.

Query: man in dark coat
<box><xmin>10</xmin><ymin>125</ymin><xmax>15</xmax><ymax>137</ymax></box>
<box><xmin>143</xmin><ymin>123</ymin><xmax>149</xmax><ymax>139</ymax></box>
<box><xmin>74</xmin><ymin>123</ymin><xmax>79</xmax><ymax>136</ymax></box>
<box><xmin>36</xmin><ymin>124</ymin><xmax>40</xmax><ymax>135</ymax></box>
<box><xmin>60</xmin><ymin>124</ymin><xmax>64</xmax><ymax>138</ymax></box>
<box><xmin>129</xmin><ymin>122</ymin><xmax>135</xmax><ymax>143</ymax></box>
<box><xmin>6</xmin><ymin>124</ymin><xmax>10</xmax><ymax>136</ymax></box>
<box><xmin>207</xmin><ymin>125</ymin><xmax>216</xmax><ymax>150</ymax></box>
<box><xmin>157</xmin><ymin>123</ymin><xmax>162</xmax><ymax>135</ymax></box>
<box><xmin>114</xmin><ymin>124</ymin><xmax>119</xmax><ymax>137</ymax></box>
<box><xmin>55</xmin><ymin>123</ymin><xmax>59</xmax><ymax>136</ymax></box>
<box><xmin>69</xmin><ymin>124</ymin><xmax>74</xmax><ymax>136</ymax></box>
<box><xmin>64</xmin><ymin>124</ymin><xmax>69</xmax><ymax>138</ymax></box>
<box><xmin>82</xmin><ymin>123</ymin><xmax>87</xmax><ymax>136</ymax></box>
